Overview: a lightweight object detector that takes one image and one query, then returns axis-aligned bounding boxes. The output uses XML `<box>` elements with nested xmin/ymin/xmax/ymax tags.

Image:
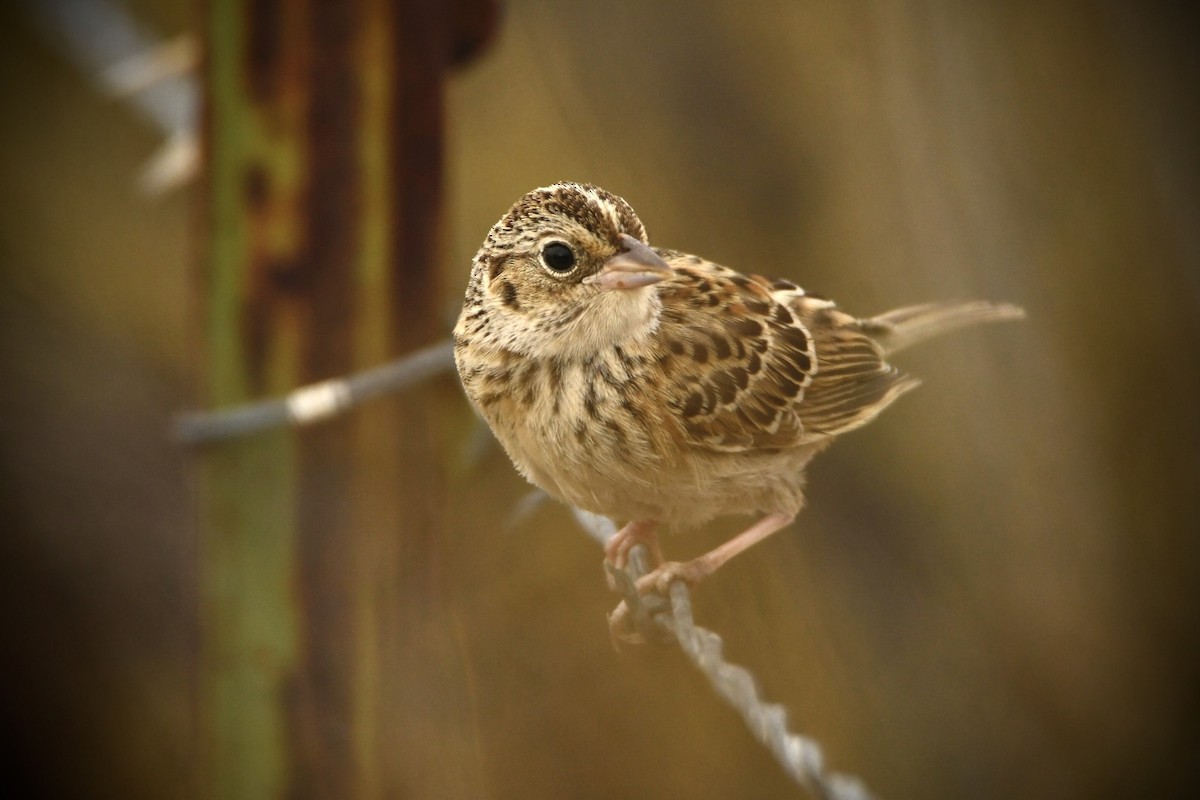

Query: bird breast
<box><xmin>461</xmin><ymin>343</ymin><xmax>812</xmax><ymax>526</ymax></box>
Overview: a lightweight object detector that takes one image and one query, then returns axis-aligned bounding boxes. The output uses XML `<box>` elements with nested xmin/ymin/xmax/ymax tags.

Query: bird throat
<box><xmin>519</xmin><ymin>287</ymin><xmax>663</xmax><ymax>360</ymax></box>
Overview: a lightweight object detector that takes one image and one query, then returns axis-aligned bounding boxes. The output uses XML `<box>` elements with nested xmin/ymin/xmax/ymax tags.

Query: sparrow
<box><xmin>454</xmin><ymin>183</ymin><xmax>1023</xmax><ymax>627</ymax></box>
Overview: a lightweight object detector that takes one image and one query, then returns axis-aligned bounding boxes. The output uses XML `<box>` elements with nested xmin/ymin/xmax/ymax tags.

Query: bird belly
<box><xmin>495</xmin><ymin>399</ymin><xmax>814</xmax><ymax>527</ymax></box>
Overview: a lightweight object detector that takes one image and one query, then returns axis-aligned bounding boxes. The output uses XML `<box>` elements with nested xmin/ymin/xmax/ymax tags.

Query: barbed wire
<box><xmin>173</xmin><ymin>339</ymin><xmax>455</xmax><ymax>444</ymax></box>
<box><xmin>573</xmin><ymin>510</ymin><xmax>878</xmax><ymax>800</ymax></box>
<box><xmin>20</xmin><ymin>0</ymin><xmax>199</xmax><ymax>193</ymax></box>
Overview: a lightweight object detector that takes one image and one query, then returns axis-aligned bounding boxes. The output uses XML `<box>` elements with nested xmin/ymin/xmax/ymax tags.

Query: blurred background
<box><xmin>1</xmin><ymin>1</ymin><xmax>1197</xmax><ymax>798</ymax></box>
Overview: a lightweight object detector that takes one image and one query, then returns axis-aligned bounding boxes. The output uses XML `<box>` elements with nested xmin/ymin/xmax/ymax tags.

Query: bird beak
<box><xmin>584</xmin><ymin>234</ymin><xmax>673</xmax><ymax>291</ymax></box>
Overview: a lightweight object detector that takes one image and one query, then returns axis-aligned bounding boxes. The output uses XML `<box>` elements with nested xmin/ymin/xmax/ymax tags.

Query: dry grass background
<box><xmin>1</xmin><ymin>1</ymin><xmax>1197</xmax><ymax>798</ymax></box>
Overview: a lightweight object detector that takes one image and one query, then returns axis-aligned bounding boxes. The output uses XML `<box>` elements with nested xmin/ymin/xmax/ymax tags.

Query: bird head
<box><xmin>459</xmin><ymin>183</ymin><xmax>673</xmax><ymax>358</ymax></box>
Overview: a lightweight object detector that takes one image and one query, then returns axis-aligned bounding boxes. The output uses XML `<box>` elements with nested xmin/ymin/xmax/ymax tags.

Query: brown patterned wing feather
<box><xmin>790</xmin><ymin>299</ymin><xmax>920</xmax><ymax>438</ymax></box>
<box><xmin>656</xmin><ymin>262</ymin><xmax>921</xmax><ymax>451</ymax></box>
<box><xmin>656</xmin><ymin>260</ymin><xmax>818</xmax><ymax>452</ymax></box>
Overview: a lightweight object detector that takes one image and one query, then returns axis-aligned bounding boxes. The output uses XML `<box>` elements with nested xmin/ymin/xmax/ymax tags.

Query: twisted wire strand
<box><xmin>173</xmin><ymin>339</ymin><xmax>455</xmax><ymax>444</ymax></box>
<box><xmin>573</xmin><ymin>510</ymin><xmax>877</xmax><ymax>800</ymax></box>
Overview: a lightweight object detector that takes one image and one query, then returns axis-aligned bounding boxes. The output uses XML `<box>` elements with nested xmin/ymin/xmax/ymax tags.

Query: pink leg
<box><xmin>607</xmin><ymin>512</ymin><xmax>796</xmax><ymax>643</ymax></box>
<box><xmin>635</xmin><ymin>512</ymin><xmax>794</xmax><ymax>595</ymax></box>
<box><xmin>604</xmin><ymin>519</ymin><xmax>662</xmax><ymax>571</ymax></box>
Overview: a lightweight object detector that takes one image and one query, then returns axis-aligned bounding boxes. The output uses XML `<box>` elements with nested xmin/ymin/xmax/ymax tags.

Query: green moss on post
<box><xmin>200</xmin><ymin>2</ymin><xmax>306</xmax><ymax>797</ymax></box>
<box><xmin>196</xmin><ymin>1</ymin><xmax>498</xmax><ymax>797</ymax></box>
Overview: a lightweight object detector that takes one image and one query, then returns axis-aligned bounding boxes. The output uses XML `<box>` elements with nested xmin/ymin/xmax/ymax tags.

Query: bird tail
<box><xmin>861</xmin><ymin>301</ymin><xmax>1025</xmax><ymax>356</ymax></box>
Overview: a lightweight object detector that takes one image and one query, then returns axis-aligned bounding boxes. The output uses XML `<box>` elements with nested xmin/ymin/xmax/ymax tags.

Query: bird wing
<box><xmin>655</xmin><ymin>259</ymin><xmax>817</xmax><ymax>452</ymax></box>
<box><xmin>790</xmin><ymin>298</ymin><xmax>920</xmax><ymax>438</ymax></box>
<box><xmin>656</xmin><ymin>259</ymin><xmax>916</xmax><ymax>452</ymax></box>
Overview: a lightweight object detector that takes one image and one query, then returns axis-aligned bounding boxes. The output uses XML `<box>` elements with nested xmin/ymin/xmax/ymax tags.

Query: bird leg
<box><xmin>603</xmin><ymin>519</ymin><xmax>662</xmax><ymax>590</ymax></box>
<box><xmin>635</xmin><ymin>512</ymin><xmax>795</xmax><ymax>596</ymax></box>
<box><xmin>607</xmin><ymin>512</ymin><xmax>795</xmax><ymax>644</ymax></box>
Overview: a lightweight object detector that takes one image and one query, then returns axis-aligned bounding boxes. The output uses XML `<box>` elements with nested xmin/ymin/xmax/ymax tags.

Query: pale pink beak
<box><xmin>584</xmin><ymin>234</ymin><xmax>673</xmax><ymax>291</ymax></box>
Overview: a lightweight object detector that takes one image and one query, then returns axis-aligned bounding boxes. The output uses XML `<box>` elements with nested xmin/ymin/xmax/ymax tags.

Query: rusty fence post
<box><xmin>196</xmin><ymin>1</ymin><xmax>496</xmax><ymax>796</ymax></box>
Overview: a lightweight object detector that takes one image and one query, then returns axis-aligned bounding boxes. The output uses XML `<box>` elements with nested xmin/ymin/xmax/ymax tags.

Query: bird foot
<box><xmin>607</xmin><ymin>598</ymin><xmax>668</xmax><ymax>647</ymax></box>
<box><xmin>603</xmin><ymin>520</ymin><xmax>662</xmax><ymax>591</ymax></box>
<box><xmin>605</xmin><ymin>559</ymin><xmax>709</xmax><ymax>646</ymax></box>
<box><xmin>634</xmin><ymin>559</ymin><xmax>712</xmax><ymax>595</ymax></box>
<box><xmin>604</xmin><ymin>513</ymin><xmax>796</xmax><ymax>645</ymax></box>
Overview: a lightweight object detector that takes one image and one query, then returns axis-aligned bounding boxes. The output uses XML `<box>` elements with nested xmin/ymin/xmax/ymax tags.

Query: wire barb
<box><xmin>572</xmin><ymin>509</ymin><xmax>878</xmax><ymax>800</ymax></box>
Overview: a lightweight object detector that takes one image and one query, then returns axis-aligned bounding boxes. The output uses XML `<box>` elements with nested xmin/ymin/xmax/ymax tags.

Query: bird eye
<box><xmin>540</xmin><ymin>241</ymin><xmax>576</xmax><ymax>273</ymax></box>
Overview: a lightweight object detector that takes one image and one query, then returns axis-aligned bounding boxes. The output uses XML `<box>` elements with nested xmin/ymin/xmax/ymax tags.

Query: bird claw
<box><xmin>634</xmin><ymin>560</ymin><xmax>709</xmax><ymax>596</ymax></box>
<box><xmin>603</xmin><ymin>522</ymin><xmax>663</xmax><ymax>591</ymax></box>
<box><xmin>606</xmin><ymin>601</ymin><xmax>643</xmax><ymax>647</ymax></box>
<box><xmin>603</xmin><ymin>559</ymin><xmax>709</xmax><ymax>646</ymax></box>
<box><xmin>604</xmin><ymin>562</ymin><xmax>671</xmax><ymax>647</ymax></box>
<box><xmin>604</xmin><ymin>563</ymin><xmax>624</xmax><ymax>593</ymax></box>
